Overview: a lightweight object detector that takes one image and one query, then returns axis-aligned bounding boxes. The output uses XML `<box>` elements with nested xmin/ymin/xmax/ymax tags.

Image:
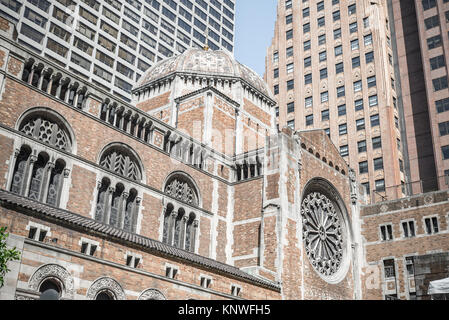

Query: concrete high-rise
<box><xmin>265</xmin><ymin>0</ymin><xmax>405</xmax><ymax>203</ymax></box>
<box><xmin>389</xmin><ymin>0</ymin><xmax>449</xmax><ymax>194</ymax></box>
<box><xmin>0</xmin><ymin>0</ymin><xmax>235</xmax><ymax>102</ymax></box>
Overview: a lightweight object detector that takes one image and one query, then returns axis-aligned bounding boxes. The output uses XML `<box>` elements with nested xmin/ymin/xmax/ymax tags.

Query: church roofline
<box><xmin>0</xmin><ymin>189</ymin><xmax>280</xmax><ymax>291</ymax></box>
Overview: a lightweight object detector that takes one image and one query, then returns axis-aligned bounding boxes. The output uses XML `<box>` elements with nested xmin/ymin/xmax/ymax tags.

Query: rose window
<box><xmin>301</xmin><ymin>191</ymin><xmax>344</xmax><ymax>278</ymax></box>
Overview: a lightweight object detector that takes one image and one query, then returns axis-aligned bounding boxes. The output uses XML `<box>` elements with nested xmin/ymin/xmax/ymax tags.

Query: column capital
<box><xmin>193</xmin><ymin>220</ymin><xmax>199</xmax><ymax>228</ymax></box>
<box><xmin>29</xmin><ymin>155</ymin><xmax>38</xmax><ymax>163</ymax></box>
<box><xmin>63</xmin><ymin>168</ymin><xmax>71</xmax><ymax>178</ymax></box>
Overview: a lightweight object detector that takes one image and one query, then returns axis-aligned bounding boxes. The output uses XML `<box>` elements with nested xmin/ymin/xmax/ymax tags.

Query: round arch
<box><xmin>28</xmin><ymin>264</ymin><xmax>74</xmax><ymax>299</ymax></box>
<box><xmin>86</xmin><ymin>277</ymin><xmax>126</xmax><ymax>300</ymax></box>
<box><xmin>300</xmin><ymin>177</ymin><xmax>353</xmax><ymax>284</ymax></box>
<box><xmin>138</xmin><ymin>288</ymin><xmax>166</xmax><ymax>300</ymax></box>
<box><xmin>15</xmin><ymin>107</ymin><xmax>77</xmax><ymax>154</ymax></box>
<box><xmin>163</xmin><ymin>171</ymin><xmax>201</xmax><ymax>207</ymax></box>
<box><xmin>97</xmin><ymin>142</ymin><xmax>145</xmax><ymax>183</ymax></box>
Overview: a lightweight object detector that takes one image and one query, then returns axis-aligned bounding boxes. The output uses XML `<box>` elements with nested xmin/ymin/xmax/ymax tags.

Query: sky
<box><xmin>234</xmin><ymin>0</ymin><xmax>278</xmax><ymax>78</ymax></box>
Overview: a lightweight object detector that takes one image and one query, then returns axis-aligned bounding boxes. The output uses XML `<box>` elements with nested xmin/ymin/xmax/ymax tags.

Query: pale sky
<box><xmin>234</xmin><ymin>0</ymin><xmax>278</xmax><ymax>78</ymax></box>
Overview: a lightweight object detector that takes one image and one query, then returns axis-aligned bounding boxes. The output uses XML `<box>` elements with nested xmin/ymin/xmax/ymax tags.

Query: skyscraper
<box><xmin>265</xmin><ymin>0</ymin><xmax>406</xmax><ymax>202</ymax></box>
<box><xmin>0</xmin><ymin>0</ymin><xmax>235</xmax><ymax>102</ymax></box>
<box><xmin>389</xmin><ymin>0</ymin><xmax>449</xmax><ymax>194</ymax></box>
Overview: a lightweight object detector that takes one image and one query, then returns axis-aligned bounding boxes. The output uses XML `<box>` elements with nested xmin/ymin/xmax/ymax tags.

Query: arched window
<box><xmin>10</xmin><ymin>145</ymin><xmax>32</xmax><ymax>195</ymax></box>
<box><xmin>28</xmin><ymin>152</ymin><xmax>49</xmax><ymax>201</ymax></box>
<box><xmin>46</xmin><ymin>159</ymin><xmax>66</xmax><ymax>206</ymax></box>
<box><xmin>9</xmin><ymin>147</ymin><xmax>67</xmax><ymax>207</ymax></box>
<box><xmin>164</xmin><ymin>175</ymin><xmax>199</xmax><ymax>206</ymax></box>
<box><xmin>39</xmin><ymin>278</ymin><xmax>62</xmax><ymax>299</ymax></box>
<box><xmin>99</xmin><ymin>144</ymin><xmax>143</xmax><ymax>182</ymax></box>
<box><xmin>18</xmin><ymin>110</ymin><xmax>74</xmax><ymax>152</ymax></box>
<box><xmin>95</xmin><ymin>290</ymin><xmax>115</xmax><ymax>300</ymax></box>
<box><xmin>162</xmin><ymin>173</ymin><xmax>199</xmax><ymax>252</ymax></box>
<box><xmin>94</xmin><ymin>180</ymin><xmax>140</xmax><ymax>233</ymax></box>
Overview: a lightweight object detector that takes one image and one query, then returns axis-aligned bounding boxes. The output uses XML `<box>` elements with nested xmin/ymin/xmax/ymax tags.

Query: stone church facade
<box><xmin>0</xmin><ymin>17</ymin><xmax>448</xmax><ymax>300</ymax></box>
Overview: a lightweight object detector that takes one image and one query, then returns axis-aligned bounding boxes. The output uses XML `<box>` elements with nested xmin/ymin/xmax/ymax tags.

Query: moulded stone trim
<box><xmin>28</xmin><ymin>263</ymin><xmax>74</xmax><ymax>299</ymax></box>
<box><xmin>86</xmin><ymin>277</ymin><xmax>126</xmax><ymax>300</ymax></box>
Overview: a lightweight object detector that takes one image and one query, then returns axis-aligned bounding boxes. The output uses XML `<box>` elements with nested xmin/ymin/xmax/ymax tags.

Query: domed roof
<box><xmin>133</xmin><ymin>48</ymin><xmax>273</xmax><ymax>99</ymax></box>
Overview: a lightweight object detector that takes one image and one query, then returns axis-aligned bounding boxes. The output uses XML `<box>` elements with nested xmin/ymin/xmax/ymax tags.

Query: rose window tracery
<box><xmin>301</xmin><ymin>191</ymin><xmax>344</xmax><ymax>277</ymax></box>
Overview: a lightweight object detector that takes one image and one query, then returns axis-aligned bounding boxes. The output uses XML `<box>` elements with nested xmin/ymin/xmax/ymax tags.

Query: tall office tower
<box><xmin>0</xmin><ymin>0</ymin><xmax>235</xmax><ymax>102</ymax></box>
<box><xmin>389</xmin><ymin>0</ymin><xmax>449</xmax><ymax>194</ymax></box>
<box><xmin>265</xmin><ymin>0</ymin><xmax>406</xmax><ymax>202</ymax></box>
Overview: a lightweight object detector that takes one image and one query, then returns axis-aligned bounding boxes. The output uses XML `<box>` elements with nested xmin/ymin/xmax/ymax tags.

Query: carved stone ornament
<box><xmin>28</xmin><ymin>264</ymin><xmax>74</xmax><ymax>299</ymax></box>
<box><xmin>164</xmin><ymin>178</ymin><xmax>198</xmax><ymax>205</ymax></box>
<box><xmin>138</xmin><ymin>288</ymin><xmax>166</xmax><ymax>300</ymax></box>
<box><xmin>301</xmin><ymin>192</ymin><xmax>344</xmax><ymax>278</ymax></box>
<box><xmin>86</xmin><ymin>277</ymin><xmax>126</xmax><ymax>300</ymax></box>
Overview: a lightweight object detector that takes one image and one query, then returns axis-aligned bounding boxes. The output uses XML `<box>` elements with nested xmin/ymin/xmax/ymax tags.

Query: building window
<box><xmin>352</xmin><ymin>56</ymin><xmax>360</xmax><ymax>68</ymax></box>
<box><xmin>433</xmin><ymin>76</ymin><xmax>449</xmax><ymax>91</ymax></box>
<box><xmin>317</xmin><ymin>17</ymin><xmax>325</xmax><ymax>28</ymax></box>
<box><xmin>200</xmin><ymin>276</ymin><xmax>212</xmax><ymax>289</ymax></box>
<box><xmin>355</xmin><ymin>99</ymin><xmax>364</xmax><ymax>111</ymax></box>
<box><xmin>286</xmin><ymin>46</ymin><xmax>294</xmax><ymax>58</ymax></box>
<box><xmin>380</xmin><ymin>225</ymin><xmax>393</xmax><ymax>241</ymax></box>
<box><xmin>430</xmin><ymin>55</ymin><xmax>445</xmax><ymax>70</ymax></box>
<box><xmin>370</xmin><ymin>114</ymin><xmax>380</xmax><ymax>127</ymax></box>
<box><xmin>165</xmin><ymin>265</ymin><xmax>178</xmax><ymax>279</ymax></box>
<box><xmin>374</xmin><ymin>157</ymin><xmax>383</xmax><ymax>171</ymax></box>
<box><xmin>334</xmin><ymin>28</ymin><xmax>341</xmax><ymax>39</ymax></box>
<box><xmin>369</xmin><ymin>95</ymin><xmax>378</xmax><ymax>107</ymax></box>
<box><xmin>427</xmin><ymin>35</ymin><xmax>442</xmax><ymax>49</ymax></box>
<box><xmin>364</xmin><ymin>34</ymin><xmax>373</xmax><ymax>46</ymax></box>
<box><xmin>424</xmin><ymin>217</ymin><xmax>439</xmax><ymax>234</ymax></box>
<box><xmin>334</xmin><ymin>45</ymin><xmax>343</xmax><ymax>56</ymax></box>
<box><xmin>336</xmin><ymin>62</ymin><xmax>344</xmax><ymax>74</ymax></box>
<box><xmin>80</xmin><ymin>238</ymin><xmax>98</xmax><ymax>256</ymax></box>
<box><xmin>287</xmin><ymin>79</ymin><xmax>294</xmax><ymax>90</ymax></box>
<box><xmin>304</xmin><ymin>40</ymin><xmax>311</xmax><ymax>51</ymax></box>
<box><xmin>436</xmin><ymin>98</ymin><xmax>449</xmax><ymax>113</ymax></box>
<box><xmin>348</xmin><ymin>3</ymin><xmax>356</xmax><ymax>15</ymax></box>
<box><xmin>321</xmin><ymin>91</ymin><xmax>329</xmax><ymax>103</ymax></box>
<box><xmin>338</xmin><ymin>104</ymin><xmax>346</xmax><ymax>116</ymax></box>
<box><xmin>322</xmin><ymin>109</ymin><xmax>330</xmax><ymax>121</ymax></box>
<box><xmin>359</xmin><ymin>161</ymin><xmax>368</xmax><ymax>174</ymax></box>
<box><xmin>274</xmin><ymin>85</ymin><xmax>279</xmax><ymax>95</ymax></box>
<box><xmin>354</xmin><ymin>80</ymin><xmax>362</xmax><ymax>93</ymax></box>
<box><xmin>333</xmin><ymin>10</ymin><xmax>340</xmax><ymax>21</ymax></box>
<box><xmin>339</xmin><ymin>123</ymin><xmax>347</xmax><ymax>135</ymax></box>
<box><xmin>274</xmin><ymin>68</ymin><xmax>279</xmax><ymax>78</ymax></box>
<box><xmin>366</xmin><ymin>51</ymin><xmax>374</xmax><ymax>63</ymax></box>
<box><xmin>402</xmin><ymin>221</ymin><xmax>415</xmax><ymax>238</ymax></box>
<box><xmin>126</xmin><ymin>253</ymin><xmax>141</xmax><ymax>268</ymax></box>
<box><xmin>422</xmin><ymin>0</ymin><xmax>437</xmax><ymax>11</ymax></box>
<box><xmin>358</xmin><ymin>140</ymin><xmax>367</xmax><ymax>153</ymax></box>
<box><xmin>286</xmin><ymin>14</ymin><xmax>293</xmax><ymax>24</ymax></box>
<box><xmin>287</xmin><ymin>102</ymin><xmax>295</xmax><ymax>113</ymax></box>
<box><xmin>319</xmin><ymin>51</ymin><xmax>327</xmax><ymax>62</ymax></box>
<box><xmin>305</xmin><ymin>96</ymin><xmax>313</xmax><ymax>108</ymax></box>
<box><xmin>367</xmin><ymin>76</ymin><xmax>377</xmax><ymax>88</ymax></box>
<box><xmin>337</xmin><ymin>86</ymin><xmax>345</xmax><ymax>97</ymax></box>
<box><xmin>287</xmin><ymin>120</ymin><xmax>295</xmax><ymax>130</ymax></box>
<box><xmin>406</xmin><ymin>257</ymin><xmax>415</xmax><ymax>276</ymax></box>
<box><xmin>27</xmin><ymin>222</ymin><xmax>50</xmax><ymax>242</ymax></box>
<box><xmin>320</xmin><ymin>68</ymin><xmax>328</xmax><ymax>79</ymax></box>
<box><xmin>306</xmin><ymin>115</ymin><xmax>314</xmax><ymax>126</ymax></box>
<box><xmin>304</xmin><ymin>56</ymin><xmax>312</xmax><ymax>68</ymax></box>
<box><xmin>375</xmin><ymin>179</ymin><xmax>385</xmax><ymax>192</ymax></box>
<box><xmin>351</xmin><ymin>39</ymin><xmax>359</xmax><ymax>51</ymax></box>
<box><xmin>361</xmin><ymin>182</ymin><xmax>370</xmax><ymax>195</ymax></box>
<box><xmin>356</xmin><ymin>118</ymin><xmax>365</xmax><ymax>131</ymax></box>
<box><xmin>286</xmin><ymin>29</ymin><xmax>293</xmax><ymax>40</ymax></box>
<box><xmin>303</xmin><ymin>23</ymin><xmax>310</xmax><ymax>33</ymax></box>
<box><xmin>439</xmin><ymin>121</ymin><xmax>449</xmax><ymax>136</ymax></box>
<box><xmin>340</xmin><ymin>145</ymin><xmax>349</xmax><ymax>157</ymax></box>
<box><xmin>304</xmin><ymin>74</ymin><xmax>312</xmax><ymax>85</ymax></box>
<box><xmin>424</xmin><ymin>15</ymin><xmax>440</xmax><ymax>30</ymax></box>
<box><xmin>373</xmin><ymin>136</ymin><xmax>382</xmax><ymax>149</ymax></box>
<box><xmin>318</xmin><ymin>34</ymin><xmax>326</xmax><ymax>45</ymax></box>
<box><xmin>231</xmin><ymin>284</ymin><xmax>241</xmax><ymax>297</ymax></box>
<box><xmin>349</xmin><ymin>22</ymin><xmax>358</xmax><ymax>34</ymax></box>
<box><xmin>383</xmin><ymin>259</ymin><xmax>395</xmax><ymax>278</ymax></box>
<box><xmin>287</xmin><ymin>63</ymin><xmax>294</xmax><ymax>74</ymax></box>
<box><xmin>273</xmin><ymin>51</ymin><xmax>279</xmax><ymax>63</ymax></box>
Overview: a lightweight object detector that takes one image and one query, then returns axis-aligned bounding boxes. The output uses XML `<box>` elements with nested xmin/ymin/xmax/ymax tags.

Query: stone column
<box><xmin>179</xmin><ymin>215</ymin><xmax>189</xmax><ymax>250</ymax></box>
<box><xmin>168</xmin><ymin>211</ymin><xmax>178</xmax><ymax>246</ymax></box>
<box><xmin>103</xmin><ymin>186</ymin><xmax>115</xmax><ymax>225</ymax></box>
<box><xmin>40</xmin><ymin>162</ymin><xmax>55</xmax><ymax>203</ymax></box>
<box><xmin>118</xmin><ymin>191</ymin><xmax>129</xmax><ymax>229</ymax></box>
<box><xmin>23</xmin><ymin>154</ymin><xmax>37</xmax><ymax>197</ymax></box>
